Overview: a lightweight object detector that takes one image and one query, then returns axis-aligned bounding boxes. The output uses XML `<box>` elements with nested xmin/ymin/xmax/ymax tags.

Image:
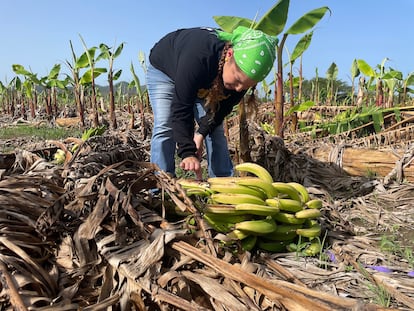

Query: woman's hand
<box><xmin>180</xmin><ymin>156</ymin><xmax>202</xmax><ymax>180</ymax></box>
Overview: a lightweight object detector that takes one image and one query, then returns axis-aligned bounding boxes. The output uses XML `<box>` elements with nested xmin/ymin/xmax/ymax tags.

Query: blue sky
<box><xmin>2</xmin><ymin>0</ymin><xmax>414</xmax><ymax>87</ymax></box>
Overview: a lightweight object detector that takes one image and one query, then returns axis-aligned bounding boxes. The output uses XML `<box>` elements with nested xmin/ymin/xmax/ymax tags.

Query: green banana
<box><xmin>226</xmin><ymin>229</ymin><xmax>250</xmax><ymax>240</ymax></box>
<box><xmin>234</xmin><ymin>162</ymin><xmax>274</xmax><ymax>184</ymax></box>
<box><xmin>303</xmin><ymin>240</ymin><xmax>322</xmax><ymax>256</ymax></box>
<box><xmin>210</xmin><ymin>193</ymin><xmax>266</xmax><ymax>205</ymax></box>
<box><xmin>185</xmin><ymin>188</ymin><xmax>211</xmax><ymax>197</ymax></box>
<box><xmin>209</xmin><ymin>182</ymin><xmax>267</xmax><ymax>200</ymax></box>
<box><xmin>177</xmin><ymin>179</ymin><xmax>210</xmax><ymax>191</ymax></box>
<box><xmin>273</xmin><ymin>212</ymin><xmax>306</xmax><ymax>225</ymax></box>
<box><xmin>271</xmin><ymin>182</ymin><xmax>302</xmax><ymax>202</ymax></box>
<box><xmin>303</xmin><ymin>219</ymin><xmax>319</xmax><ymax>228</ymax></box>
<box><xmin>256</xmin><ymin>238</ymin><xmax>289</xmax><ymax>252</ymax></box>
<box><xmin>241</xmin><ymin>235</ymin><xmax>257</xmax><ymax>251</ymax></box>
<box><xmin>296</xmin><ymin>224</ymin><xmax>322</xmax><ymax>238</ymax></box>
<box><xmin>204</xmin><ymin>204</ymin><xmax>243</xmax><ymax>215</ymax></box>
<box><xmin>295</xmin><ymin>208</ymin><xmax>322</xmax><ymax>219</ymax></box>
<box><xmin>235</xmin><ymin>217</ymin><xmax>277</xmax><ymax>235</ymax></box>
<box><xmin>265</xmin><ymin>198</ymin><xmax>304</xmax><ymax>213</ymax></box>
<box><xmin>207</xmin><ymin>176</ymin><xmax>258</xmax><ymax>185</ymax></box>
<box><xmin>204</xmin><ymin>212</ymin><xmax>252</xmax><ymax>224</ymax></box>
<box><xmin>287</xmin><ymin>182</ymin><xmax>310</xmax><ymax>203</ymax></box>
<box><xmin>235</xmin><ymin>177</ymin><xmax>277</xmax><ymax>199</ymax></box>
<box><xmin>262</xmin><ymin>229</ymin><xmax>297</xmax><ymax>241</ymax></box>
<box><xmin>234</xmin><ymin>203</ymin><xmax>279</xmax><ymax>216</ymax></box>
<box><xmin>274</xmin><ymin>223</ymin><xmax>303</xmax><ymax>233</ymax></box>
<box><xmin>305</xmin><ymin>199</ymin><xmax>323</xmax><ymax>209</ymax></box>
<box><xmin>203</xmin><ymin>214</ymin><xmax>235</xmax><ymax>233</ymax></box>
<box><xmin>54</xmin><ymin>149</ymin><xmax>66</xmax><ymax>164</ymax></box>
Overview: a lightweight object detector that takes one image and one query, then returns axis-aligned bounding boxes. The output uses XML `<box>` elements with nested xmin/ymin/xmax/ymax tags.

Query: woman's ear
<box><xmin>226</xmin><ymin>48</ymin><xmax>234</xmax><ymax>59</ymax></box>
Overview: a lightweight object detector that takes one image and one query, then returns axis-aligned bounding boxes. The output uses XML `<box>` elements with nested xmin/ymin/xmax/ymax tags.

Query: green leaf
<box><xmin>326</xmin><ymin>63</ymin><xmax>338</xmax><ymax>80</ymax></box>
<box><xmin>113</xmin><ymin>69</ymin><xmax>122</xmax><ymax>81</ymax></box>
<box><xmin>12</xmin><ymin>64</ymin><xmax>31</xmax><ymax>76</ymax></box>
<box><xmin>290</xmin><ymin>31</ymin><xmax>313</xmax><ymax>63</ymax></box>
<box><xmin>405</xmin><ymin>73</ymin><xmax>414</xmax><ymax>86</ymax></box>
<box><xmin>213</xmin><ymin>16</ymin><xmax>254</xmax><ymax>32</ymax></box>
<box><xmin>76</xmin><ymin>52</ymin><xmax>90</xmax><ymax>68</ymax></box>
<box><xmin>48</xmin><ymin>64</ymin><xmax>61</xmax><ymax>80</ymax></box>
<box><xmin>95</xmin><ymin>67</ymin><xmax>107</xmax><ymax>74</ymax></box>
<box><xmin>286</xmin><ymin>7</ymin><xmax>330</xmax><ymax>35</ymax></box>
<box><xmin>372</xmin><ymin>111</ymin><xmax>384</xmax><ymax>133</ymax></box>
<box><xmin>382</xmin><ymin>70</ymin><xmax>402</xmax><ymax>80</ymax></box>
<box><xmin>351</xmin><ymin>59</ymin><xmax>360</xmax><ymax>79</ymax></box>
<box><xmin>357</xmin><ymin>59</ymin><xmax>376</xmax><ymax>77</ymax></box>
<box><xmin>255</xmin><ymin>0</ymin><xmax>290</xmax><ymax>36</ymax></box>
<box><xmin>15</xmin><ymin>77</ymin><xmax>21</xmax><ymax>90</ymax></box>
<box><xmin>80</xmin><ymin>70</ymin><xmax>92</xmax><ymax>84</ymax></box>
<box><xmin>394</xmin><ymin>108</ymin><xmax>401</xmax><ymax>122</ymax></box>
<box><xmin>114</xmin><ymin>43</ymin><xmax>124</xmax><ymax>58</ymax></box>
<box><xmin>99</xmin><ymin>43</ymin><xmax>110</xmax><ymax>52</ymax></box>
<box><xmin>285</xmin><ymin>100</ymin><xmax>315</xmax><ymax>116</ymax></box>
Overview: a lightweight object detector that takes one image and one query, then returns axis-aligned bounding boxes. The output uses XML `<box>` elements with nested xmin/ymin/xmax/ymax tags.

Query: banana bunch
<box><xmin>177</xmin><ymin>162</ymin><xmax>324</xmax><ymax>255</ymax></box>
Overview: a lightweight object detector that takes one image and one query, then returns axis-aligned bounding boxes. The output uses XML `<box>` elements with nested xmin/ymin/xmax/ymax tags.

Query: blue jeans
<box><xmin>146</xmin><ymin>64</ymin><xmax>233</xmax><ymax>177</ymax></box>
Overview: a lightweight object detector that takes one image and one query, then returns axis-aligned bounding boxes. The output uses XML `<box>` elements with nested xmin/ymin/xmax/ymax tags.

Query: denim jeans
<box><xmin>146</xmin><ymin>63</ymin><xmax>233</xmax><ymax>177</ymax></box>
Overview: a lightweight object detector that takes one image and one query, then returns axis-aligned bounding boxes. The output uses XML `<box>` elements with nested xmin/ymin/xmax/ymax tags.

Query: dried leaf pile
<box><xmin>0</xmin><ymin>121</ymin><xmax>413</xmax><ymax>310</ymax></box>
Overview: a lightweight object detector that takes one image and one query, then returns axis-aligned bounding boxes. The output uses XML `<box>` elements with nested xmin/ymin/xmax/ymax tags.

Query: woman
<box><xmin>146</xmin><ymin>26</ymin><xmax>277</xmax><ymax>179</ymax></box>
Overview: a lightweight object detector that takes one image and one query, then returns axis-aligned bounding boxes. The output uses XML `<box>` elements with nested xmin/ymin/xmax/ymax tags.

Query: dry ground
<box><xmin>0</xmin><ymin>111</ymin><xmax>413</xmax><ymax>310</ymax></box>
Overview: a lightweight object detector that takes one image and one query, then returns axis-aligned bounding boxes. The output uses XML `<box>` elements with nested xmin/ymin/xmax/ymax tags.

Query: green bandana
<box><xmin>216</xmin><ymin>26</ymin><xmax>277</xmax><ymax>82</ymax></box>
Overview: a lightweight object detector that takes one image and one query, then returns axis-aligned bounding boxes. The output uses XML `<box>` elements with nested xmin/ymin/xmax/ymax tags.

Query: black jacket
<box><xmin>149</xmin><ymin>27</ymin><xmax>246</xmax><ymax>159</ymax></box>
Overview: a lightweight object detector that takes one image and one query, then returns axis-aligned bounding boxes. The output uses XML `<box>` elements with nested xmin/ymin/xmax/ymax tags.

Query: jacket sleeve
<box><xmin>171</xmin><ymin>57</ymin><xmax>207</xmax><ymax>160</ymax></box>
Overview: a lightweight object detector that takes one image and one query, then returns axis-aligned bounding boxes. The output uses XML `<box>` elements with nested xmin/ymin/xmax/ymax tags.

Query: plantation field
<box><xmin>0</xmin><ymin>109</ymin><xmax>413</xmax><ymax>310</ymax></box>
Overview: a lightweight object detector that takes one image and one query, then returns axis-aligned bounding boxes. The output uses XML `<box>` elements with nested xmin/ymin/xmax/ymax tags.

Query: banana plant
<box><xmin>357</xmin><ymin>58</ymin><xmax>403</xmax><ymax>108</ymax></box>
<box><xmin>0</xmin><ymin>81</ymin><xmax>7</xmax><ymax>113</ymax></box>
<box><xmin>41</xmin><ymin>64</ymin><xmax>69</xmax><ymax>117</ymax></box>
<box><xmin>285</xmin><ymin>31</ymin><xmax>314</xmax><ymax>131</ymax></box>
<box><xmin>97</xmin><ymin>42</ymin><xmax>124</xmax><ymax>129</ymax></box>
<box><xmin>400</xmin><ymin>72</ymin><xmax>414</xmax><ymax>104</ymax></box>
<box><xmin>12</xmin><ymin>64</ymin><xmax>36</xmax><ymax>119</ymax></box>
<box><xmin>66</xmin><ymin>40</ymin><xmax>85</xmax><ymax>127</ymax></box>
<box><xmin>213</xmin><ymin>0</ymin><xmax>330</xmax><ymax>137</ymax></box>
<box><xmin>129</xmin><ymin>58</ymin><xmax>149</xmax><ymax>131</ymax></box>
<box><xmin>381</xmin><ymin>69</ymin><xmax>403</xmax><ymax>108</ymax></box>
<box><xmin>350</xmin><ymin>59</ymin><xmax>361</xmax><ymax>105</ymax></box>
<box><xmin>325</xmin><ymin>62</ymin><xmax>339</xmax><ymax>105</ymax></box>
<box><xmin>0</xmin><ymin>79</ymin><xmax>17</xmax><ymax>115</ymax></box>
<box><xmin>77</xmin><ymin>34</ymin><xmax>107</xmax><ymax>127</ymax></box>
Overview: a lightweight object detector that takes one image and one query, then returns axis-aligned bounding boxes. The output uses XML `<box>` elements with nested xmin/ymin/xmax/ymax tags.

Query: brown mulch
<box><xmin>0</xmin><ymin>112</ymin><xmax>413</xmax><ymax>310</ymax></box>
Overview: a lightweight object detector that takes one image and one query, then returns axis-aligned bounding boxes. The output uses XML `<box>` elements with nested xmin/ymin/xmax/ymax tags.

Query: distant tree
<box><xmin>301</xmin><ymin>77</ymin><xmax>352</xmax><ymax>105</ymax></box>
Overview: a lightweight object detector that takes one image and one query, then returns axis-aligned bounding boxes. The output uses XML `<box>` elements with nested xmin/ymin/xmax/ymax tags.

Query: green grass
<box><xmin>0</xmin><ymin>125</ymin><xmax>82</xmax><ymax>153</ymax></box>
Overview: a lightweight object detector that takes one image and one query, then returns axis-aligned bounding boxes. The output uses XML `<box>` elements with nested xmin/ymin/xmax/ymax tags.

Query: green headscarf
<box><xmin>216</xmin><ymin>26</ymin><xmax>278</xmax><ymax>82</ymax></box>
